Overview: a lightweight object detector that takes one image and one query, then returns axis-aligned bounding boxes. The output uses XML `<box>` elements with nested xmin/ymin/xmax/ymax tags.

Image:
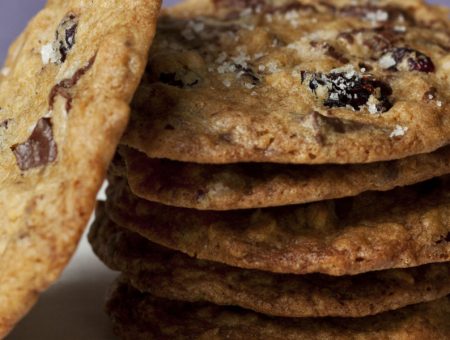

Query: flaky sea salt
<box><xmin>41</xmin><ymin>43</ymin><xmax>58</xmax><ymax>64</ymax></box>
<box><xmin>379</xmin><ymin>54</ymin><xmax>397</xmax><ymax>69</ymax></box>
<box><xmin>390</xmin><ymin>125</ymin><xmax>408</xmax><ymax>138</ymax></box>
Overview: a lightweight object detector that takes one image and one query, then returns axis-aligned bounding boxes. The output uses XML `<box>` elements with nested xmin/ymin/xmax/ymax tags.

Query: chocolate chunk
<box><xmin>49</xmin><ymin>55</ymin><xmax>96</xmax><ymax>111</ymax></box>
<box><xmin>301</xmin><ymin>69</ymin><xmax>393</xmax><ymax>113</ymax></box>
<box><xmin>11</xmin><ymin>118</ymin><xmax>57</xmax><ymax>171</ymax></box>
<box><xmin>379</xmin><ymin>48</ymin><xmax>435</xmax><ymax>73</ymax></box>
<box><xmin>46</xmin><ymin>13</ymin><xmax>79</xmax><ymax>64</ymax></box>
<box><xmin>56</xmin><ymin>13</ymin><xmax>78</xmax><ymax>63</ymax></box>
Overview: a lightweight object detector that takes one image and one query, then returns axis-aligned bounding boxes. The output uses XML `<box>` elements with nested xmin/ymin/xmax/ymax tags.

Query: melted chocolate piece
<box><xmin>49</xmin><ymin>55</ymin><xmax>96</xmax><ymax>111</ymax></box>
<box><xmin>380</xmin><ymin>48</ymin><xmax>435</xmax><ymax>73</ymax></box>
<box><xmin>57</xmin><ymin>14</ymin><xmax>78</xmax><ymax>63</ymax></box>
<box><xmin>11</xmin><ymin>118</ymin><xmax>57</xmax><ymax>170</ymax></box>
<box><xmin>301</xmin><ymin>70</ymin><xmax>393</xmax><ymax>113</ymax></box>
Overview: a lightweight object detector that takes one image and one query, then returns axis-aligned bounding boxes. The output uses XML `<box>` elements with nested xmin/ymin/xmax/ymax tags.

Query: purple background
<box><xmin>1</xmin><ymin>0</ymin><xmax>449</xmax><ymax>63</ymax></box>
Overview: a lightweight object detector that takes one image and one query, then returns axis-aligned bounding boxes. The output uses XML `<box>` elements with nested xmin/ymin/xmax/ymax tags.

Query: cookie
<box><xmin>89</xmin><ymin>207</ymin><xmax>450</xmax><ymax>318</ymax></box>
<box><xmin>106</xmin><ymin>280</ymin><xmax>450</xmax><ymax>340</ymax></box>
<box><xmin>121</xmin><ymin>0</ymin><xmax>450</xmax><ymax>164</ymax></box>
<box><xmin>116</xmin><ymin>145</ymin><xmax>450</xmax><ymax>210</ymax></box>
<box><xmin>105</xmin><ymin>176</ymin><xmax>450</xmax><ymax>276</ymax></box>
<box><xmin>0</xmin><ymin>0</ymin><xmax>161</xmax><ymax>336</ymax></box>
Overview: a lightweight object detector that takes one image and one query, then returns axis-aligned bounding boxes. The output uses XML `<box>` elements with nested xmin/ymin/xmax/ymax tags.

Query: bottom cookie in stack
<box><xmin>89</xmin><ymin>171</ymin><xmax>450</xmax><ymax>338</ymax></box>
<box><xmin>106</xmin><ymin>280</ymin><xmax>450</xmax><ymax>340</ymax></box>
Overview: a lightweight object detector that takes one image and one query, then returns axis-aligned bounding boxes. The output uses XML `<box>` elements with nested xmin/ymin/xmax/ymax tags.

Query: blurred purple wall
<box><xmin>0</xmin><ymin>0</ymin><xmax>449</xmax><ymax>63</ymax></box>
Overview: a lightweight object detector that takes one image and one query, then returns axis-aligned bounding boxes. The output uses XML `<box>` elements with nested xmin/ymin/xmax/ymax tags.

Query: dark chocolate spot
<box><xmin>11</xmin><ymin>118</ymin><xmax>57</xmax><ymax>171</ymax></box>
<box><xmin>380</xmin><ymin>48</ymin><xmax>435</xmax><ymax>73</ymax></box>
<box><xmin>301</xmin><ymin>70</ymin><xmax>393</xmax><ymax>113</ymax></box>
<box><xmin>54</xmin><ymin>13</ymin><xmax>78</xmax><ymax>64</ymax></box>
<box><xmin>49</xmin><ymin>54</ymin><xmax>96</xmax><ymax>111</ymax></box>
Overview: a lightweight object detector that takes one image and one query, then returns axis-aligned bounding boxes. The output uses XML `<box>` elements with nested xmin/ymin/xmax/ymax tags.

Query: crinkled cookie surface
<box><xmin>123</xmin><ymin>0</ymin><xmax>450</xmax><ymax>164</ymax></box>
<box><xmin>105</xmin><ymin>176</ymin><xmax>450</xmax><ymax>276</ymax></box>
<box><xmin>89</xmin><ymin>207</ymin><xmax>450</xmax><ymax>318</ymax></box>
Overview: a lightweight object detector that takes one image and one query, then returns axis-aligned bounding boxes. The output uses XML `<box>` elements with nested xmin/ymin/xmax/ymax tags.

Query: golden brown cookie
<box><xmin>0</xmin><ymin>0</ymin><xmax>161</xmax><ymax>336</ymax></box>
<box><xmin>105</xmin><ymin>176</ymin><xmax>450</xmax><ymax>276</ymax></box>
<box><xmin>89</xmin><ymin>207</ymin><xmax>450</xmax><ymax>318</ymax></box>
<box><xmin>116</xmin><ymin>145</ymin><xmax>450</xmax><ymax>210</ymax></box>
<box><xmin>106</xmin><ymin>280</ymin><xmax>450</xmax><ymax>340</ymax></box>
<box><xmin>122</xmin><ymin>0</ymin><xmax>450</xmax><ymax>164</ymax></box>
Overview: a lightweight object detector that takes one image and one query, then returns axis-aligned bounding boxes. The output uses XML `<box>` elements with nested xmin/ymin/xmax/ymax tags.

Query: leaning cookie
<box><xmin>106</xmin><ymin>280</ymin><xmax>450</xmax><ymax>340</ymax></box>
<box><xmin>115</xmin><ymin>145</ymin><xmax>450</xmax><ymax>210</ymax></box>
<box><xmin>89</xmin><ymin>207</ymin><xmax>450</xmax><ymax>318</ymax></box>
<box><xmin>0</xmin><ymin>0</ymin><xmax>161</xmax><ymax>336</ymax></box>
<box><xmin>105</xmin><ymin>176</ymin><xmax>450</xmax><ymax>276</ymax></box>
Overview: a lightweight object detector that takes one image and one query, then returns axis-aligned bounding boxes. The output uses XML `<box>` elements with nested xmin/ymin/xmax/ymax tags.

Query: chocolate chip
<box><xmin>301</xmin><ymin>70</ymin><xmax>393</xmax><ymax>113</ymax></box>
<box><xmin>49</xmin><ymin>55</ymin><xmax>96</xmax><ymax>111</ymax></box>
<box><xmin>379</xmin><ymin>48</ymin><xmax>435</xmax><ymax>73</ymax></box>
<box><xmin>11</xmin><ymin>118</ymin><xmax>57</xmax><ymax>170</ymax></box>
<box><xmin>52</xmin><ymin>13</ymin><xmax>78</xmax><ymax>64</ymax></box>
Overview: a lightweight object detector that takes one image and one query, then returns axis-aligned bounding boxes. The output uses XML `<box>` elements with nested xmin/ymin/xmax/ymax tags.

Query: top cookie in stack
<box><xmin>116</xmin><ymin>0</ymin><xmax>450</xmax><ymax>211</ymax></box>
<box><xmin>123</xmin><ymin>0</ymin><xmax>450</xmax><ymax>166</ymax></box>
<box><xmin>90</xmin><ymin>0</ymin><xmax>450</xmax><ymax>338</ymax></box>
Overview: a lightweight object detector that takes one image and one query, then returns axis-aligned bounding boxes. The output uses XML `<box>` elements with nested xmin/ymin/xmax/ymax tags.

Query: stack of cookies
<box><xmin>89</xmin><ymin>0</ymin><xmax>450</xmax><ymax>338</ymax></box>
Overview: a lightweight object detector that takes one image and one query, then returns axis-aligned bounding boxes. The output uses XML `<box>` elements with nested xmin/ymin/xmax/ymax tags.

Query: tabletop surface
<box><xmin>2</xmin><ymin>0</ymin><xmax>449</xmax><ymax>339</ymax></box>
